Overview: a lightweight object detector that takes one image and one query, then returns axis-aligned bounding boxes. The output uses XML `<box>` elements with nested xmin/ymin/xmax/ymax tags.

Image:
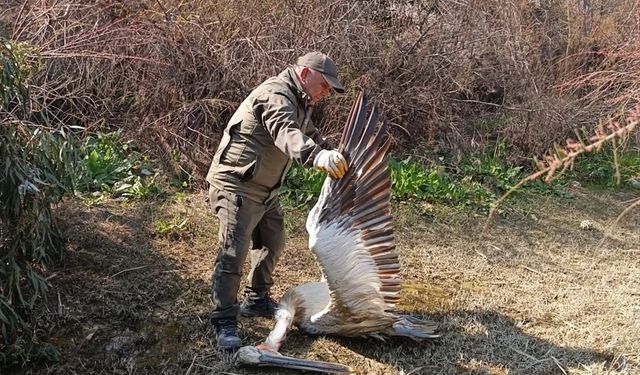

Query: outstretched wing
<box><xmin>306</xmin><ymin>91</ymin><xmax>400</xmax><ymax>318</ymax></box>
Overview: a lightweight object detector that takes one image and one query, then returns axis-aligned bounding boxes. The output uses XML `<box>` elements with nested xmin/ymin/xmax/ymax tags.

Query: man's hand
<box><xmin>313</xmin><ymin>149</ymin><xmax>348</xmax><ymax>179</ymax></box>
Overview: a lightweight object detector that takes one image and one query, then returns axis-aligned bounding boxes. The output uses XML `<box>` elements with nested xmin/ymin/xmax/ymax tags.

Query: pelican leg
<box><xmin>236</xmin><ymin>345</ymin><xmax>352</xmax><ymax>374</ymax></box>
<box><xmin>262</xmin><ymin>308</ymin><xmax>293</xmax><ymax>350</ymax></box>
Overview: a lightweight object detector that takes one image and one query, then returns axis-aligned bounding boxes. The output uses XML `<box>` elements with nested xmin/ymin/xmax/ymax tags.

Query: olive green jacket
<box><xmin>206</xmin><ymin>67</ymin><xmax>330</xmax><ymax>203</ymax></box>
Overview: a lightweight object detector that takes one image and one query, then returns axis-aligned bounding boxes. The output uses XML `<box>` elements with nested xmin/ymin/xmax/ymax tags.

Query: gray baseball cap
<box><xmin>296</xmin><ymin>51</ymin><xmax>345</xmax><ymax>93</ymax></box>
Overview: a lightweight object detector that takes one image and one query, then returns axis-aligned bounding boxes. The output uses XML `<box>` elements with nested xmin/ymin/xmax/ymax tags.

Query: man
<box><xmin>206</xmin><ymin>51</ymin><xmax>348</xmax><ymax>351</ymax></box>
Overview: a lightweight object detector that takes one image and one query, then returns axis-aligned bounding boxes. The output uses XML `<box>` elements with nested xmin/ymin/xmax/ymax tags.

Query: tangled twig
<box><xmin>484</xmin><ymin>105</ymin><xmax>640</xmax><ymax>232</ymax></box>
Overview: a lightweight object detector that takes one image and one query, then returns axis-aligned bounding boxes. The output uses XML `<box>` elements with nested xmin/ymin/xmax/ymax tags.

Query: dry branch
<box><xmin>484</xmin><ymin>105</ymin><xmax>640</xmax><ymax>232</ymax></box>
<box><xmin>1</xmin><ymin>0</ymin><xmax>638</xmax><ymax>183</ymax></box>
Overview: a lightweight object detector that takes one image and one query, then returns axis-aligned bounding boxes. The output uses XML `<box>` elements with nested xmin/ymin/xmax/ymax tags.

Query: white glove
<box><xmin>313</xmin><ymin>149</ymin><xmax>348</xmax><ymax>179</ymax></box>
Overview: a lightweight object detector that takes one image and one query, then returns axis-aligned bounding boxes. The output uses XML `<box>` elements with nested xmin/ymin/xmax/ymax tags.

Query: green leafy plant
<box><xmin>154</xmin><ymin>216</ymin><xmax>193</xmax><ymax>239</ymax></box>
<box><xmin>282</xmin><ymin>158</ymin><xmax>496</xmax><ymax>209</ymax></box>
<box><xmin>390</xmin><ymin>158</ymin><xmax>495</xmax><ymax>207</ymax></box>
<box><xmin>113</xmin><ymin>173</ymin><xmax>164</xmax><ymax>200</ymax></box>
<box><xmin>75</xmin><ymin>130</ymin><xmax>164</xmax><ymax>200</ymax></box>
<box><xmin>1</xmin><ymin>39</ymin><xmax>67</xmax><ymax>366</ymax></box>
<box><xmin>281</xmin><ymin>165</ymin><xmax>326</xmax><ymax>207</ymax></box>
<box><xmin>1</xmin><ymin>40</ymin><xmax>40</xmax><ymax>115</ymax></box>
<box><xmin>76</xmin><ymin>131</ymin><xmax>137</xmax><ymax>190</ymax></box>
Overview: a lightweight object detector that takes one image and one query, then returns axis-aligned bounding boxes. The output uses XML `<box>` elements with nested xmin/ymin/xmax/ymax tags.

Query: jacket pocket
<box><xmin>238</xmin><ymin>157</ymin><xmax>258</xmax><ymax>182</ymax></box>
<box><xmin>213</xmin><ymin>117</ymin><xmax>260</xmax><ymax>182</ymax></box>
<box><xmin>213</xmin><ymin>119</ymin><xmax>242</xmax><ymax>165</ymax></box>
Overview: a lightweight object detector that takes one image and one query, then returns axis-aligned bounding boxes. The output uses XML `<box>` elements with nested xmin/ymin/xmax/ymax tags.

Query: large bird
<box><xmin>237</xmin><ymin>92</ymin><xmax>439</xmax><ymax>373</ymax></box>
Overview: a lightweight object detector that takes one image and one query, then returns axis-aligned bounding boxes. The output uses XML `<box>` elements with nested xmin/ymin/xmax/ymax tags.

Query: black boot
<box><xmin>212</xmin><ymin>318</ymin><xmax>242</xmax><ymax>351</ymax></box>
<box><xmin>240</xmin><ymin>290</ymin><xmax>278</xmax><ymax>318</ymax></box>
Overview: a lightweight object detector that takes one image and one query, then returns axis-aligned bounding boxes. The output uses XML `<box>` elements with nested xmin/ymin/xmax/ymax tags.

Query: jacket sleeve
<box><xmin>305</xmin><ymin>116</ymin><xmax>332</xmax><ymax>150</ymax></box>
<box><xmin>255</xmin><ymin>92</ymin><xmax>323</xmax><ymax>167</ymax></box>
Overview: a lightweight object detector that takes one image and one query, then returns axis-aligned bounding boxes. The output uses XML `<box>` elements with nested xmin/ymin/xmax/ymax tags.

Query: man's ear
<box><xmin>299</xmin><ymin>66</ymin><xmax>310</xmax><ymax>81</ymax></box>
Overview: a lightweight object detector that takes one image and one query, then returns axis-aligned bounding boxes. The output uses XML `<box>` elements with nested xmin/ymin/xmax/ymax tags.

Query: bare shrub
<box><xmin>1</xmin><ymin>0</ymin><xmax>638</xmax><ymax>184</ymax></box>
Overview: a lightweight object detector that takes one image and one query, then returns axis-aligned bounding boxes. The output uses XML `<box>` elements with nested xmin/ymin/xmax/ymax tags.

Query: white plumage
<box><xmin>237</xmin><ymin>92</ymin><xmax>438</xmax><ymax>374</ymax></box>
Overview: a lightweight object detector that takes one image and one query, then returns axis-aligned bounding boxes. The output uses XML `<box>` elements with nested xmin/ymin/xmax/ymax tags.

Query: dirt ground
<box><xmin>19</xmin><ymin>185</ymin><xmax>640</xmax><ymax>375</ymax></box>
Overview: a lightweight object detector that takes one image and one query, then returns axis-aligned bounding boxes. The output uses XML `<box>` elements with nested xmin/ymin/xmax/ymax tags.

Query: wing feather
<box><xmin>306</xmin><ymin>91</ymin><xmax>400</xmax><ymax>317</ymax></box>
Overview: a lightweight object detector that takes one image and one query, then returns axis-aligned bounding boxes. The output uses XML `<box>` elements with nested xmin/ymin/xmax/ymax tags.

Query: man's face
<box><xmin>300</xmin><ymin>67</ymin><xmax>332</xmax><ymax>105</ymax></box>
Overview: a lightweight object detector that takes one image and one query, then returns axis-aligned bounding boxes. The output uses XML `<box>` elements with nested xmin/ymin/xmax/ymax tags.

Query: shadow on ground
<box><xmin>335</xmin><ymin>309</ymin><xmax>626</xmax><ymax>375</ymax></box>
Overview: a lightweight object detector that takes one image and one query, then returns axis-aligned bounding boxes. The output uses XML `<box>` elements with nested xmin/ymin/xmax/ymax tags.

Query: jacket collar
<box><xmin>278</xmin><ymin>67</ymin><xmax>310</xmax><ymax>106</ymax></box>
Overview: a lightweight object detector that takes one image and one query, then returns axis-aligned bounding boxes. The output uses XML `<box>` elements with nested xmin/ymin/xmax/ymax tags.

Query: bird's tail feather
<box><xmin>390</xmin><ymin>315</ymin><xmax>440</xmax><ymax>341</ymax></box>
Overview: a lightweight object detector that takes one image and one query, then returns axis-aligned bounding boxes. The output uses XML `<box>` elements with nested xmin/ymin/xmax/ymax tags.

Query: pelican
<box><xmin>237</xmin><ymin>92</ymin><xmax>439</xmax><ymax>373</ymax></box>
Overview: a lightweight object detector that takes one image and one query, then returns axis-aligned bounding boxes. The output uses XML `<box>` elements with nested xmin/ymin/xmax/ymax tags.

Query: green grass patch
<box><xmin>568</xmin><ymin>146</ymin><xmax>640</xmax><ymax>189</ymax></box>
<box><xmin>280</xmin><ymin>147</ymin><xmax>568</xmax><ymax>213</ymax></box>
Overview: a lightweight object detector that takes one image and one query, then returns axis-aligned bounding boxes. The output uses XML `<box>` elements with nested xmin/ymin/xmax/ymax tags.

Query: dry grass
<box><xmin>15</xmin><ymin>185</ymin><xmax>638</xmax><ymax>375</ymax></box>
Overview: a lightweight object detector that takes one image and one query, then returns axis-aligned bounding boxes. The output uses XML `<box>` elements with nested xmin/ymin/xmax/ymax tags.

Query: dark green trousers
<box><xmin>208</xmin><ymin>187</ymin><xmax>285</xmax><ymax>321</ymax></box>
